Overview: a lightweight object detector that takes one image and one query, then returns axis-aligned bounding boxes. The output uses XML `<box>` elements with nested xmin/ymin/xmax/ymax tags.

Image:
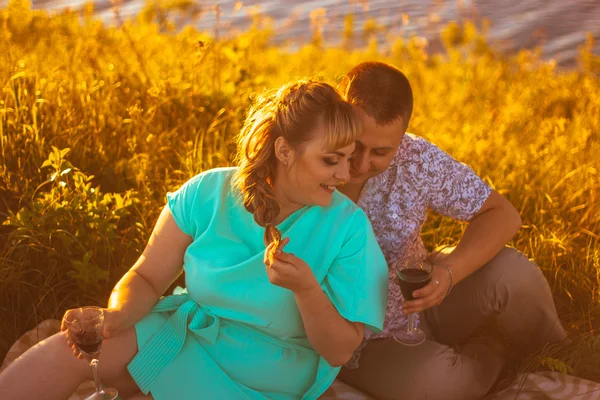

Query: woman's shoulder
<box><xmin>327</xmin><ymin>190</ymin><xmax>369</xmax><ymax>222</ymax></box>
<box><xmin>193</xmin><ymin>166</ymin><xmax>237</xmax><ymax>181</ymax></box>
<box><xmin>181</xmin><ymin>166</ymin><xmax>238</xmax><ymax>190</ymax></box>
<box><xmin>170</xmin><ymin>167</ymin><xmax>239</xmax><ymax>205</ymax></box>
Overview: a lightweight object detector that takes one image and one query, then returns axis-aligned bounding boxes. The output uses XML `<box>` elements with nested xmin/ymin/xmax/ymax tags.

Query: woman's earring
<box><xmin>283</xmin><ymin>161</ymin><xmax>288</xmax><ymax>166</ymax></box>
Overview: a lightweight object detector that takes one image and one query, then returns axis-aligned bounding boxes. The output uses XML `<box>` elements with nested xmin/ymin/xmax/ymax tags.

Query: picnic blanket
<box><xmin>2</xmin><ymin>319</ymin><xmax>600</xmax><ymax>400</ymax></box>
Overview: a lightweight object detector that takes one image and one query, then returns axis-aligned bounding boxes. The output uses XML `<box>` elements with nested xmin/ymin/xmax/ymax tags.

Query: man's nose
<box><xmin>353</xmin><ymin>150</ymin><xmax>370</xmax><ymax>174</ymax></box>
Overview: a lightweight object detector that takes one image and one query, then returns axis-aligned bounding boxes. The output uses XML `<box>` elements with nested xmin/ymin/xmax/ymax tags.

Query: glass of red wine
<box><xmin>63</xmin><ymin>307</ymin><xmax>119</xmax><ymax>400</ymax></box>
<box><xmin>393</xmin><ymin>260</ymin><xmax>433</xmax><ymax>346</ymax></box>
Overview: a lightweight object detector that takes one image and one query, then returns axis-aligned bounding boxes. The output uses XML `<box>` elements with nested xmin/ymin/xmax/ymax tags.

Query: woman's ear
<box><xmin>274</xmin><ymin>136</ymin><xmax>294</xmax><ymax>166</ymax></box>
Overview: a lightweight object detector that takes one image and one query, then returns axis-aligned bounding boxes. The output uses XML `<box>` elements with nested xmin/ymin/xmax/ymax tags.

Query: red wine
<box><xmin>397</xmin><ymin>268</ymin><xmax>431</xmax><ymax>301</ymax></box>
<box><xmin>72</xmin><ymin>330</ymin><xmax>102</xmax><ymax>355</ymax></box>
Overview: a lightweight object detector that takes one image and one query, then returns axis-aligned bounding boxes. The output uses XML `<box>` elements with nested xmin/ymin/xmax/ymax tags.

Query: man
<box><xmin>337</xmin><ymin>61</ymin><xmax>567</xmax><ymax>400</ymax></box>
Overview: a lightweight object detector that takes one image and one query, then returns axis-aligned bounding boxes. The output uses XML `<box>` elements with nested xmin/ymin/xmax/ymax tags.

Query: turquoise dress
<box><xmin>127</xmin><ymin>167</ymin><xmax>388</xmax><ymax>400</ymax></box>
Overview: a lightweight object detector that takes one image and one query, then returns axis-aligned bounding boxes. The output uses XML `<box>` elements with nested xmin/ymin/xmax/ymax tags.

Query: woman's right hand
<box><xmin>61</xmin><ymin>307</ymin><xmax>125</xmax><ymax>359</ymax></box>
<box><xmin>264</xmin><ymin>237</ymin><xmax>290</xmax><ymax>267</ymax></box>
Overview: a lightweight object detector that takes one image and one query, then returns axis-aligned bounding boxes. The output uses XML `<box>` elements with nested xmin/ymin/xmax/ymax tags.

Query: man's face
<box><xmin>349</xmin><ymin>108</ymin><xmax>406</xmax><ymax>184</ymax></box>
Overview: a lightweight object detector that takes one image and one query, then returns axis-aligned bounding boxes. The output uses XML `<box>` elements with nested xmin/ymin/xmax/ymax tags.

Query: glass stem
<box><xmin>89</xmin><ymin>359</ymin><xmax>103</xmax><ymax>393</ymax></box>
<box><xmin>407</xmin><ymin>313</ymin><xmax>416</xmax><ymax>334</ymax></box>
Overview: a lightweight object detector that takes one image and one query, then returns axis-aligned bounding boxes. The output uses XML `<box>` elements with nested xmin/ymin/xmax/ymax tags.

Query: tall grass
<box><xmin>1</xmin><ymin>1</ymin><xmax>599</xmax><ymax>382</ymax></box>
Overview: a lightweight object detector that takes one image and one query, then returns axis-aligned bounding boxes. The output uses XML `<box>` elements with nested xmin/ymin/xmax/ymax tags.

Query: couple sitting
<box><xmin>0</xmin><ymin>62</ymin><xmax>566</xmax><ymax>400</ymax></box>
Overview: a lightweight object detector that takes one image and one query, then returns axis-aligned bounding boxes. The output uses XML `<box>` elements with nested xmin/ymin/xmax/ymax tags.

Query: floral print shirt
<box><xmin>346</xmin><ymin>133</ymin><xmax>492</xmax><ymax>368</ymax></box>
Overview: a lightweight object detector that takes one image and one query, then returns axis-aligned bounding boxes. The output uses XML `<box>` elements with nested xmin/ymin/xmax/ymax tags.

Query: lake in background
<box><xmin>3</xmin><ymin>0</ymin><xmax>600</xmax><ymax>66</ymax></box>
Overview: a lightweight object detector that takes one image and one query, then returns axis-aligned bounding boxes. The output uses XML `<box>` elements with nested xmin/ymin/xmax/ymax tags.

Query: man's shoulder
<box><xmin>396</xmin><ymin>133</ymin><xmax>438</xmax><ymax>161</ymax></box>
<box><xmin>395</xmin><ymin>133</ymin><xmax>454</xmax><ymax>170</ymax></box>
<box><xmin>383</xmin><ymin>133</ymin><xmax>456</xmax><ymax>195</ymax></box>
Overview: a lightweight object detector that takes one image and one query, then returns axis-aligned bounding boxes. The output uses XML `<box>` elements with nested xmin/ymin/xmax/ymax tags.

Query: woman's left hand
<box><xmin>264</xmin><ymin>240</ymin><xmax>320</xmax><ymax>294</ymax></box>
<box><xmin>401</xmin><ymin>265</ymin><xmax>451</xmax><ymax>314</ymax></box>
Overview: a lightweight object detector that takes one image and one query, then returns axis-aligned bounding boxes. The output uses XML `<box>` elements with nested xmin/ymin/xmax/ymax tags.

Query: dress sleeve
<box><xmin>321</xmin><ymin>211</ymin><xmax>389</xmax><ymax>333</ymax></box>
<box><xmin>422</xmin><ymin>144</ymin><xmax>492</xmax><ymax>221</ymax></box>
<box><xmin>166</xmin><ymin>171</ymin><xmax>216</xmax><ymax>238</ymax></box>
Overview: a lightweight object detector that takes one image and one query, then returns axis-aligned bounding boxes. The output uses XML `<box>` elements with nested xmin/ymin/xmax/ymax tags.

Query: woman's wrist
<box><xmin>293</xmin><ymin>279</ymin><xmax>321</xmax><ymax>298</ymax></box>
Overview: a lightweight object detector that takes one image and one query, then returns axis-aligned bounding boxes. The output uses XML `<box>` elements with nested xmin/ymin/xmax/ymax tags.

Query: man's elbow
<box><xmin>514</xmin><ymin>213</ymin><xmax>523</xmax><ymax>232</ymax></box>
<box><xmin>498</xmin><ymin>197</ymin><xmax>522</xmax><ymax>237</ymax></box>
<box><xmin>510</xmin><ymin>207</ymin><xmax>522</xmax><ymax>234</ymax></box>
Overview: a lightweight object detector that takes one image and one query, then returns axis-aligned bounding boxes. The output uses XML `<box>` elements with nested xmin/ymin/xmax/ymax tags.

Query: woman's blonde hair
<box><xmin>233</xmin><ymin>79</ymin><xmax>361</xmax><ymax>237</ymax></box>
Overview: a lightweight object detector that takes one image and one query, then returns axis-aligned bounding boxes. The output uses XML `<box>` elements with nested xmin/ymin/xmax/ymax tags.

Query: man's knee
<box><xmin>483</xmin><ymin>247</ymin><xmax>543</xmax><ymax>288</ymax></box>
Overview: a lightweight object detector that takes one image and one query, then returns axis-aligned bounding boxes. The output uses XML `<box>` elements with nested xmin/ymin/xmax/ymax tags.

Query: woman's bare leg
<box><xmin>0</xmin><ymin>327</ymin><xmax>141</xmax><ymax>400</ymax></box>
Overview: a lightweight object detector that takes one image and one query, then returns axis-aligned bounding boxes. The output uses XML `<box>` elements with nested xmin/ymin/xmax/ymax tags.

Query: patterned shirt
<box><xmin>346</xmin><ymin>133</ymin><xmax>492</xmax><ymax>368</ymax></box>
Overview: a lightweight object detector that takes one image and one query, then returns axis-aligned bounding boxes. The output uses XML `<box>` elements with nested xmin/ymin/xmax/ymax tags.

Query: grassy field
<box><xmin>1</xmin><ymin>1</ymin><xmax>599</xmax><ymax>385</ymax></box>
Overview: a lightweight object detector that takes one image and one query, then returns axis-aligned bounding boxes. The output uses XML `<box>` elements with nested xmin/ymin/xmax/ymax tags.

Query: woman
<box><xmin>0</xmin><ymin>80</ymin><xmax>389</xmax><ymax>400</ymax></box>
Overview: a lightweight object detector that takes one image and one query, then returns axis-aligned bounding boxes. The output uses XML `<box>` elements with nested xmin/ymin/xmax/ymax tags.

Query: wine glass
<box><xmin>63</xmin><ymin>307</ymin><xmax>119</xmax><ymax>400</ymax></box>
<box><xmin>393</xmin><ymin>260</ymin><xmax>433</xmax><ymax>346</ymax></box>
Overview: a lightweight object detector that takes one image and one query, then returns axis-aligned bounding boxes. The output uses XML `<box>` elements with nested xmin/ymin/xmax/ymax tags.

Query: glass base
<box><xmin>83</xmin><ymin>388</ymin><xmax>119</xmax><ymax>400</ymax></box>
<box><xmin>393</xmin><ymin>328</ymin><xmax>427</xmax><ymax>346</ymax></box>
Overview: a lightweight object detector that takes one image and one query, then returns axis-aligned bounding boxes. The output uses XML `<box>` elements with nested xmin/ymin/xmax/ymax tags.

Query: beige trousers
<box><xmin>338</xmin><ymin>247</ymin><xmax>567</xmax><ymax>400</ymax></box>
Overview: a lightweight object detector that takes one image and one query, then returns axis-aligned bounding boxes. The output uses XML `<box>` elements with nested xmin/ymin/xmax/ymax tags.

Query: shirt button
<box><xmin>392</xmin><ymin>213</ymin><xmax>398</xmax><ymax>218</ymax></box>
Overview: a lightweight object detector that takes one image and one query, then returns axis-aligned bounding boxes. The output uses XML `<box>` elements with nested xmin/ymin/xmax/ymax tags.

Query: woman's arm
<box><xmin>104</xmin><ymin>206</ymin><xmax>192</xmax><ymax>337</ymax></box>
<box><xmin>266</xmin><ymin>248</ymin><xmax>364</xmax><ymax>367</ymax></box>
<box><xmin>294</xmin><ymin>285</ymin><xmax>364</xmax><ymax>367</ymax></box>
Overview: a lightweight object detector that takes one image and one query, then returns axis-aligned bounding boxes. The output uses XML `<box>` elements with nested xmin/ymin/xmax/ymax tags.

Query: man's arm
<box><xmin>402</xmin><ymin>190</ymin><xmax>522</xmax><ymax>314</ymax></box>
<box><xmin>436</xmin><ymin>189</ymin><xmax>522</xmax><ymax>284</ymax></box>
<box><xmin>398</xmin><ymin>137</ymin><xmax>523</xmax><ymax>312</ymax></box>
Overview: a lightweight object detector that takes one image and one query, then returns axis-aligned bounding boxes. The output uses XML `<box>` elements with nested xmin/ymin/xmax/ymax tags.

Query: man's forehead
<box><xmin>357</xmin><ymin>134</ymin><xmax>393</xmax><ymax>149</ymax></box>
<box><xmin>358</xmin><ymin>110</ymin><xmax>404</xmax><ymax>135</ymax></box>
<box><xmin>358</xmin><ymin>125</ymin><xmax>404</xmax><ymax>149</ymax></box>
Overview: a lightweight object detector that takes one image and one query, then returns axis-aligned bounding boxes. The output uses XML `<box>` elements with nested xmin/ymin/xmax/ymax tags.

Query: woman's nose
<box><xmin>336</xmin><ymin>163</ymin><xmax>351</xmax><ymax>183</ymax></box>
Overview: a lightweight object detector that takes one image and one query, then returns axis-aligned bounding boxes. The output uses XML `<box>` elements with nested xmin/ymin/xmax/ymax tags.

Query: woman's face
<box><xmin>274</xmin><ymin>125</ymin><xmax>355</xmax><ymax>211</ymax></box>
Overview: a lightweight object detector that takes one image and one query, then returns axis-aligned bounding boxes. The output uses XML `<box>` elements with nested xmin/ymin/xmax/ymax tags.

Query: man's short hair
<box><xmin>340</xmin><ymin>61</ymin><xmax>413</xmax><ymax>126</ymax></box>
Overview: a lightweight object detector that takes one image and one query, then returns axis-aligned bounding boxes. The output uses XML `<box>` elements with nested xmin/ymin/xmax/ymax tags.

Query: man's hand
<box><xmin>401</xmin><ymin>265</ymin><xmax>451</xmax><ymax>314</ymax></box>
